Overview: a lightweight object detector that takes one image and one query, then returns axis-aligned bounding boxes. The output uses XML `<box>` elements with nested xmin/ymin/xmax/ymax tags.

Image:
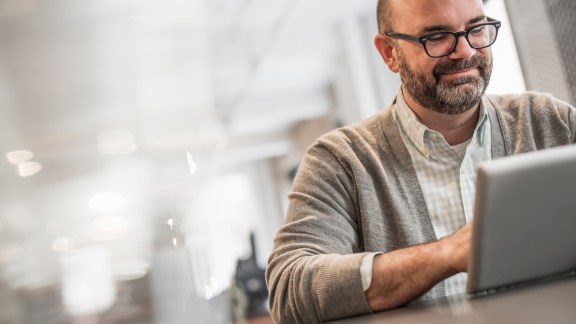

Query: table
<box><xmin>330</xmin><ymin>275</ymin><xmax>576</xmax><ymax>324</ymax></box>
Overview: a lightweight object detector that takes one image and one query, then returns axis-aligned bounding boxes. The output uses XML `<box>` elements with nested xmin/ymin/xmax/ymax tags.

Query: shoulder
<box><xmin>488</xmin><ymin>91</ymin><xmax>574</xmax><ymax>117</ymax></box>
<box><xmin>487</xmin><ymin>91</ymin><xmax>576</xmax><ymax>129</ymax></box>
<box><xmin>307</xmin><ymin>112</ymin><xmax>392</xmax><ymax>166</ymax></box>
<box><xmin>487</xmin><ymin>91</ymin><xmax>576</xmax><ymax>148</ymax></box>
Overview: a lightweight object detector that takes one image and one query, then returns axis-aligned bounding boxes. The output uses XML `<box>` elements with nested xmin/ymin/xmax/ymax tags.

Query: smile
<box><xmin>441</xmin><ymin>68</ymin><xmax>479</xmax><ymax>79</ymax></box>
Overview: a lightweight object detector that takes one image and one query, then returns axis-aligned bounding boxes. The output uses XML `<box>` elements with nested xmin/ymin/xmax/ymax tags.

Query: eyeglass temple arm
<box><xmin>384</xmin><ymin>32</ymin><xmax>422</xmax><ymax>43</ymax></box>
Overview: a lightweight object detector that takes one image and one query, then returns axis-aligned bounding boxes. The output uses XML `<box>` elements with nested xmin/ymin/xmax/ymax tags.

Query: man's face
<box><xmin>390</xmin><ymin>0</ymin><xmax>493</xmax><ymax>114</ymax></box>
<box><xmin>395</xmin><ymin>42</ymin><xmax>492</xmax><ymax>114</ymax></box>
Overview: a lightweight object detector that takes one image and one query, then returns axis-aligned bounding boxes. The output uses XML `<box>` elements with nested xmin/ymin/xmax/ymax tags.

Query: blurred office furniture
<box><xmin>231</xmin><ymin>233</ymin><xmax>268</xmax><ymax>322</ymax></box>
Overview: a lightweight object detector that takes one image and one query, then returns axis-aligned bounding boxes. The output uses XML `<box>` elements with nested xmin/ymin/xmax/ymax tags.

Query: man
<box><xmin>266</xmin><ymin>0</ymin><xmax>576</xmax><ymax>323</ymax></box>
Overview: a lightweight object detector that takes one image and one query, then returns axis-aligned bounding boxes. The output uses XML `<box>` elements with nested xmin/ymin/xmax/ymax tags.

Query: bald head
<box><xmin>376</xmin><ymin>0</ymin><xmax>395</xmax><ymax>34</ymax></box>
<box><xmin>377</xmin><ymin>0</ymin><xmax>486</xmax><ymax>34</ymax></box>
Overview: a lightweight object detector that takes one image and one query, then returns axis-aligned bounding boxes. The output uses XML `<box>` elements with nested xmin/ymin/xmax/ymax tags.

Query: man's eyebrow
<box><xmin>468</xmin><ymin>15</ymin><xmax>487</xmax><ymax>25</ymax></box>
<box><xmin>420</xmin><ymin>24</ymin><xmax>451</xmax><ymax>34</ymax></box>
<box><xmin>419</xmin><ymin>15</ymin><xmax>487</xmax><ymax>34</ymax></box>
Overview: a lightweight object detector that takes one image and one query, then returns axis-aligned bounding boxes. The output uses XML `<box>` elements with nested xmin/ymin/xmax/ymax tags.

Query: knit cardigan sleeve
<box><xmin>265</xmin><ymin>137</ymin><xmax>373</xmax><ymax>323</ymax></box>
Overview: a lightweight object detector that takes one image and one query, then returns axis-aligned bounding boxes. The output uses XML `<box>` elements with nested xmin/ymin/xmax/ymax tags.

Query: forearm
<box><xmin>365</xmin><ymin>225</ymin><xmax>470</xmax><ymax>311</ymax></box>
<box><xmin>267</xmin><ymin>252</ymin><xmax>373</xmax><ymax>323</ymax></box>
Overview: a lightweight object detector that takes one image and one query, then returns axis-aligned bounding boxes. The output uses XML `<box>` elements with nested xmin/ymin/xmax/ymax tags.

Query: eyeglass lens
<box><xmin>426</xmin><ymin>24</ymin><xmax>498</xmax><ymax>57</ymax></box>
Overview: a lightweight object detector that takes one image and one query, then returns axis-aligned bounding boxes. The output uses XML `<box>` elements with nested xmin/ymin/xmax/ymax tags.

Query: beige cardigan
<box><xmin>266</xmin><ymin>92</ymin><xmax>576</xmax><ymax>323</ymax></box>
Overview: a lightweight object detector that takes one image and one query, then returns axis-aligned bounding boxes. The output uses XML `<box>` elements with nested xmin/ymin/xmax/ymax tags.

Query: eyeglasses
<box><xmin>384</xmin><ymin>17</ymin><xmax>501</xmax><ymax>58</ymax></box>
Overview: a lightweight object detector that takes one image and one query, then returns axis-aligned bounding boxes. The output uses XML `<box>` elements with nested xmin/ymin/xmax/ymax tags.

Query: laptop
<box><xmin>467</xmin><ymin>144</ymin><xmax>576</xmax><ymax>295</ymax></box>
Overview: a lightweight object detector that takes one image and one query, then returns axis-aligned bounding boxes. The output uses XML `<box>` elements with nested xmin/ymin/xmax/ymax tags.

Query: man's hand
<box><xmin>365</xmin><ymin>222</ymin><xmax>473</xmax><ymax>312</ymax></box>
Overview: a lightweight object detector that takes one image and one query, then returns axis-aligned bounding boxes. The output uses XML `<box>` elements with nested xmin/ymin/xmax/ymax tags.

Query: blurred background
<box><xmin>0</xmin><ymin>0</ymin><xmax>573</xmax><ymax>323</ymax></box>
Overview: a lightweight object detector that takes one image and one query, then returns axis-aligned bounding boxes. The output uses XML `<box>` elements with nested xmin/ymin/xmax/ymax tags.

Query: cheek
<box><xmin>419</xmin><ymin>58</ymin><xmax>439</xmax><ymax>77</ymax></box>
<box><xmin>398</xmin><ymin>46</ymin><xmax>442</xmax><ymax>79</ymax></box>
<box><xmin>476</xmin><ymin>47</ymin><xmax>492</xmax><ymax>59</ymax></box>
<box><xmin>479</xmin><ymin>45</ymin><xmax>492</xmax><ymax>55</ymax></box>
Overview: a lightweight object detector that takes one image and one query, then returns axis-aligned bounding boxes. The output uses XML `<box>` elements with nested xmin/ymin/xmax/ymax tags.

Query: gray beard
<box><xmin>397</xmin><ymin>52</ymin><xmax>493</xmax><ymax>115</ymax></box>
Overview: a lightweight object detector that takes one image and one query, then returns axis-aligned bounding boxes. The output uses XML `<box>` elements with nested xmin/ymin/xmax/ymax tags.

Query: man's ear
<box><xmin>374</xmin><ymin>34</ymin><xmax>399</xmax><ymax>73</ymax></box>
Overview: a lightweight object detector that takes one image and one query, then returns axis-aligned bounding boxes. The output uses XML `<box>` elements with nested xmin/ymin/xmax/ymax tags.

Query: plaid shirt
<box><xmin>394</xmin><ymin>89</ymin><xmax>492</xmax><ymax>295</ymax></box>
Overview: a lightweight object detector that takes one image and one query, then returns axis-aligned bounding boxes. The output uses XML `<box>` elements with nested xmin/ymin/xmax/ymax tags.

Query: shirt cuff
<box><xmin>360</xmin><ymin>252</ymin><xmax>382</xmax><ymax>291</ymax></box>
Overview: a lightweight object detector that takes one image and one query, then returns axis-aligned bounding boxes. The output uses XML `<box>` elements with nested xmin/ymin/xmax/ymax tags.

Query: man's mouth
<box><xmin>440</xmin><ymin>67</ymin><xmax>479</xmax><ymax>79</ymax></box>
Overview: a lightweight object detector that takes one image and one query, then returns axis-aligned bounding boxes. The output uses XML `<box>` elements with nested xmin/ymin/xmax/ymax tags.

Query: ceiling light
<box><xmin>17</xmin><ymin>161</ymin><xmax>42</xmax><ymax>177</ymax></box>
<box><xmin>6</xmin><ymin>150</ymin><xmax>33</xmax><ymax>165</ymax></box>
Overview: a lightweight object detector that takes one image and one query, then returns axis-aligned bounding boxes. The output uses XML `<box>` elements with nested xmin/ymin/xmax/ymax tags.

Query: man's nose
<box><xmin>448</xmin><ymin>35</ymin><xmax>476</xmax><ymax>60</ymax></box>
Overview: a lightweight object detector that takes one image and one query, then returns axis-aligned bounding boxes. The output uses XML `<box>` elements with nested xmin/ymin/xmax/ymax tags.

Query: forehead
<box><xmin>391</xmin><ymin>0</ymin><xmax>485</xmax><ymax>33</ymax></box>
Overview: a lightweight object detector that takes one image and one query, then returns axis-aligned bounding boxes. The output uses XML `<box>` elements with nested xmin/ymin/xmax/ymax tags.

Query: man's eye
<box><xmin>427</xmin><ymin>33</ymin><xmax>451</xmax><ymax>43</ymax></box>
<box><xmin>470</xmin><ymin>26</ymin><xmax>485</xmax><ymax>36</ymax></box>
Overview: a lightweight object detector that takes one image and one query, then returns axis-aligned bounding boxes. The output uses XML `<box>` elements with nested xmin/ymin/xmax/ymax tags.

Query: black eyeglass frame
<box><xmin>384</xmin><ymin>17</ymin><xmax>502</xmax><ymax>58</ymax></box>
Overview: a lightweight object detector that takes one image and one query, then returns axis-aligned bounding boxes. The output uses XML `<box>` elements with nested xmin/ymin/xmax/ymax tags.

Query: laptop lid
<box><xmin>467</xmin><ymin>144</ymin><xmax>576</xmax><ymax>295</ymax></box>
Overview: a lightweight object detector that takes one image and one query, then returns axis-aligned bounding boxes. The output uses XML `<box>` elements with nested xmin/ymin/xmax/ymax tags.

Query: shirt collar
<box><xmin>393</xmin><ymin>88</ymin><xmax>490</xmax><ymax>159</ymax></box>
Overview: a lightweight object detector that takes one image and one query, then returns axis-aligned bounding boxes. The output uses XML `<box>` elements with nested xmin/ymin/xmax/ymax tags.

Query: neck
<box><xmin>402</xmin><ymin>89</ymin><xmax>480</xmax><ymax>146</ymax></box>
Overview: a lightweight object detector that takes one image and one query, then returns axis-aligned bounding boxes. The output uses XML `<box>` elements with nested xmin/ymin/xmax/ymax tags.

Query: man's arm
<box><xmin>266</xmin><ymin>141</ymin><xmax>373</xmax><ymax>323</ymax></box>
<box><xmin>365</xmin><ymin>222</ymin><xmax>471</xmax><ymax>311</ymax></box>
<box><xmin>266</xmin><ymin>133</ymin><xmax>471</xmax><ymax>323</ymax></box>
